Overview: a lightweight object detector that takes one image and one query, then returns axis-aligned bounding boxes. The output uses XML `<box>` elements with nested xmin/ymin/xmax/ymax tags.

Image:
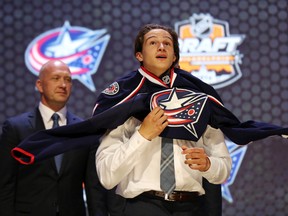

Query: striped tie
<box><xmin>160</xmin><ymin>137</ymin><xmax>176</xmax><ymax>195</ymax></box>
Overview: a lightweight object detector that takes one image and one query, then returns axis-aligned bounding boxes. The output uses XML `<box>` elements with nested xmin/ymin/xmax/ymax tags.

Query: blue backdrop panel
<box><xmin>0</xmin><ymin>0</ymin><xmax>287</xmax><ymax>215</ymax></box>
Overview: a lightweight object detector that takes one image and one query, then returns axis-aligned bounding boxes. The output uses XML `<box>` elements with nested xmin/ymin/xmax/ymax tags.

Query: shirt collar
<box><xmin>38</xmin><ymin>102</ymin><xmax>67</xmax><ymax>126</ymax></box>
<box><xmin>138</xmin><ymin>66</ymin><xmax>177</xmax><ymax>88</ymax></box>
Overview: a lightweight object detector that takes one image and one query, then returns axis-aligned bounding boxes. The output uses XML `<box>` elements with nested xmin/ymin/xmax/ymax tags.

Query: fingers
<box><xmin>182</xmin><ymin>147</ymin><xmax>204</xmax><ymax>155</ymax></box>
<box><xmin>151</xmin><ymin>107</ymin><xmax>168</xmax><ymax>123</ymax></box>
<box><xmin>182</xmin><ymin>147</ymin><xmax>210</xmax><ymax>171</ymax></box>
<box><xmin>139</xmin><ymin>107</ymin><xmax>168</xmax><ymax>140</ymax></box>
<box><xmin>147</xmin><ymin>106</ymin><xmax>168</xmax><ymax>129</ymax></box>
<box><xmin>154</xmin><ymin>107</ymin><xmax>168</xmax><ymax>126</ymax></box>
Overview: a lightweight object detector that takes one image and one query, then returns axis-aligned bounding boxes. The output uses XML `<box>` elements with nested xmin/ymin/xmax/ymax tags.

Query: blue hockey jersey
<box><xmin>11</xmin><ymin>67</ymin><xmax>288</xmax><ymax>164</ymax></box>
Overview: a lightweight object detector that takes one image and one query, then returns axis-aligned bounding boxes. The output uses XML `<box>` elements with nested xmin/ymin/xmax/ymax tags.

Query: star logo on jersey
<box><xmin>25</xmin><ymin>21</ymin><xmax>110</xmax><ymax>91</ymax></box>
<box><xmin>151</xmin><ymin>88</ymin><xmax>208</xmax><ymax>139</ymax></box>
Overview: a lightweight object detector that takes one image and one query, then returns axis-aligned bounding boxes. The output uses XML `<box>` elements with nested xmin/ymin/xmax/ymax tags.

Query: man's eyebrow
<box><xmin>164</xmin><ymin>36</ymin><xmax>173</xmax><ymax>41</ymax></box>
<box><xmin>145</xmin><ymin>35</ymin><xmax>157</xmax><ymax>41</ymax></box>
<box><xmin>145</xmin><ymin>35</ymin><xmax>173</xmax><ymax>41</ymax></box>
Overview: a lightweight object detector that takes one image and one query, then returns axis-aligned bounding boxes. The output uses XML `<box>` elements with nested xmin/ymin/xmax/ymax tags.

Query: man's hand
<box><xmin>138</xmin><ymin>107</ymin><xmax>168</xmax><ymax>140</ymax></box>
<box><xmin>181</xmin><ymin>145</ymin><xmax>211</xmax><ymax>172</ymax></box>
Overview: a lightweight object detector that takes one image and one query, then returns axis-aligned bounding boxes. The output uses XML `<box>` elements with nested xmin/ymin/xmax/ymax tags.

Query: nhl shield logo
<box><xmin>175</xmin><ymin>13</ymin><xmax>245</xmax><ymax>89</ymax></box>
<box><xmin>190</xmin><ymin>14</ymin><xmax>213</xmax><ymax>38</ymax></box>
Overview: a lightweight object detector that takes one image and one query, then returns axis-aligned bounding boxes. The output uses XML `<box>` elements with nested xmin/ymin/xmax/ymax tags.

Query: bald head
<box><xmin>36</xmin><ymin>60</ymin><xmax>72</xmax><ymax>111</ymax></box>
<box><xmin>39</xmin><ymin>60</ymin><xmax>71</xmax><ymax>79</ymax></box>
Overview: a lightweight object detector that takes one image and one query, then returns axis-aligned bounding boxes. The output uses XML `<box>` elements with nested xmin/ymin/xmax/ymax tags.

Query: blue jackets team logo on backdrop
<box><xmin>222</xmin><ymin>139</ymin><xmax>247</xmax><ymax>203</ymax></box>
<box><xmin>25</xmin><ymin>21</ymin><xmax>110</xmax><ymax>91</ymax></box>
<box><xmin>151</xmin><ymin>88</ymin><xmax>208</xmax><ymax>139</ymax></box>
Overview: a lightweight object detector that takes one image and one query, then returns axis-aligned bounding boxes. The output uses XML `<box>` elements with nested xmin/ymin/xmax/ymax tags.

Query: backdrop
<box><xmin>0</xmin><ymin>0</ymin><xmax>287</xmax><ymax>215</ymax></box>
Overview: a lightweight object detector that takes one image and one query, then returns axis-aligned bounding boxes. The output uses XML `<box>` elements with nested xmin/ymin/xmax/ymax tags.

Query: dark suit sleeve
<box><xmin>105</xmin><ymin>187</ymin><xmax>126</xmax><ymax>216</ymax></box>
<box><xmin>0</xmin><ymin>120</ymin><xmax>20</xmax><ymax>216</ymax></box>
<box><xmin>84</xmin><ymin>145</ymin><xmax>109</xmax><ymax>216</ymax></box>
<box><xmin>202</xmin><ymin>178</ymin><xmax>222</xmax><ymax>216</ymax></box>
<box><xmin>84</xmin><ymin>146</ymin><xmax>126</xmax><ymax>216</ymax></box>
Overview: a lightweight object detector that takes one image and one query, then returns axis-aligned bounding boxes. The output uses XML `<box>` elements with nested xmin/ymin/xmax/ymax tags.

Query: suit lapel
<box><xmin>26</xmin><ymin>108</ymin><xmax>45</xmax><ymax>132</ymax></box>
<box><xmin>29</xmin><ymin>108</ymin><xmax>61</xmax><ymax>174</ymax></box>
<box><xmin>34</xmin><ymin>108</ymin><xmax>46</xmax><ymax>130</ymax></box>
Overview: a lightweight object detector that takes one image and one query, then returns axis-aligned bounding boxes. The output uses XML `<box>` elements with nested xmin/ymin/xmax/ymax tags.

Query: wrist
<box><xmin>204</xmin><ymin>157</ymin><xmax>211</xmax><ymax>171</ymax></box>
<box><xmin>138</xmin><ymin>129</ymin><xmax>152</xmax><ymax>141</ymax></box>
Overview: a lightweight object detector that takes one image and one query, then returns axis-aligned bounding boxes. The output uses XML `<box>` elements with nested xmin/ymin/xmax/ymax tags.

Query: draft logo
<box><xmin>25</xmin><ymin>21</ymin><xmax>110</xmax><ymax>91</ymax></box>
<box><xmin>175</xmin><ymin>13</ymin><xmax>245</xmax><ymax>89</ymax></box>
<box><xmin>175</xmin><ymin>14</ymin><xmax>247</xmax><ymax>203</ymax></box>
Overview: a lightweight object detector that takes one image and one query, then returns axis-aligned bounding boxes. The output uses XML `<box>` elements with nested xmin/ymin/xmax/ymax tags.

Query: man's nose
<box><xmin>60</xmin><ymin>80</ymin><xmax>67</xmax><ymax>87</ymax></box>
<box><xmin>158</xmin><ymin>43</ymin><xmax>165</xmax><ymax>50</ymax></box>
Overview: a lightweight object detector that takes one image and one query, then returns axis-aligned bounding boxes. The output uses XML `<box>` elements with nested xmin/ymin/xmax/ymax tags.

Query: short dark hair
<box><xmin>134</xmin><ymin>23</ymin><xmax>180</xmax><ymax>68</ymax></box>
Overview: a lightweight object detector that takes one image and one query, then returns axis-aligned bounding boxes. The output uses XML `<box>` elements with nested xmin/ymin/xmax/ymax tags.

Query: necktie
<box><xmin>160</xmin><ymin>137</ymin><xmax>176</xmax><ymax>195</ymax></box>
<box><xmin>51</xmin><ymin>113</ymin><xmax>62</xmax><ymax>173</ymax></box>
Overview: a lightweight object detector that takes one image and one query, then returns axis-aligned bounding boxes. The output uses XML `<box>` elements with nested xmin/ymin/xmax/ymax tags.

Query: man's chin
<box><xmin>55</xmin><ymin>98</ymin><xmax>69</xmax><ymax>104</ymax></box>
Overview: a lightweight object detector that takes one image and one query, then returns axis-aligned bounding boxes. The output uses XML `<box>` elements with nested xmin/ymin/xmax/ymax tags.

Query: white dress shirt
<box><xmin>96</xmin><ymin>116</ymin><xmax>232</xmax><ymax>198</ymax></box>
<box><xmin>38</xmin><ymin>102</ymin><xmax>67</xmax><ymax>129</ymax></box>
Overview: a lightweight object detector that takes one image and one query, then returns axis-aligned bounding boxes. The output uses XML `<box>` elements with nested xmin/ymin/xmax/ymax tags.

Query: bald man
<box><xmin>0</xmin><ymin>60</ymin><xmax>104</xmax><ymax>216</ymax></box>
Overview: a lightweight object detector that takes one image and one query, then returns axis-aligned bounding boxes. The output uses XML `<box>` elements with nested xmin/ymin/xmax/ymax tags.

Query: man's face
<box><xmin>36</xmin><ymin>63</ymin><xmax>72</xmax><ymax>110</ymax></box>
<box><xmin>136</xmin><ymin>29</ymin><xmax>176</xmax><ymax>77</ymax></box>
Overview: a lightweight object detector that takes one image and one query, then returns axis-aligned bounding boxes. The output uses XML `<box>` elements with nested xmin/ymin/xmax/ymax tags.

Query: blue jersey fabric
<box><xmin>11</xmin><ymin>68</ymin><xmax>288</xmax><ymax>164</ymax></box>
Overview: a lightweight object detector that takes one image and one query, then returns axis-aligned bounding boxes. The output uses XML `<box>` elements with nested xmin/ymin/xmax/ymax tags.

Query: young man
<box><xmin>10</xmin><ymin>24</ymin><xmax>288</xmax><ymax>215</ymax></box>
<box><xmin>95</xmin><ymin>24</ymin><xmax>232</xmax><ymax>216</ymax></box>
<box><xmin>0</xmin><ymin>60</ymin><xmax>104</xmax><ymax>216</ymax></box>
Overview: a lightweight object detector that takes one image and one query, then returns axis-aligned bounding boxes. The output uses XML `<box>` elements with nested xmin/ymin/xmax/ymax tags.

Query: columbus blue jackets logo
<box><xmin>150</xmin><ymin>88</ymin><xmax>208</xmax><ymax>139</ymax></box>
<box><xmin>151</xmin><ymin>88</ymin><xmax>247</xmax><ymax>203</ymax></box>
<box><xmin>175</xmin><ymin>13</ymin><xmax>245</xmax><ymax>89</ymax></box>
<box><xmin>25</xmin><ymin>21</ymin><xmax>110</xmax><ymax>91</ymax></box>
<box><xmin>222</xmin><ymin>139</ymin><xmax>247</xmax><ymax>203</ymax></box>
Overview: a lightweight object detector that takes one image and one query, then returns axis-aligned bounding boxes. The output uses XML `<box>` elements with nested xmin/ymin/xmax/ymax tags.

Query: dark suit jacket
<box><xmin>0</xmin><ymin>108</ymin><xmax>103</xmax><ymax>216</ymax></box>
<box><xmin>203</xmin><ymin>178</ymin><xmax>222</xmax><ymax>216</ymax></box>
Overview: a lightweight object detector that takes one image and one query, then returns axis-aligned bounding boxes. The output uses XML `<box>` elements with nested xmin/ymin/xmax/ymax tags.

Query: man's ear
<box><xmin>135</xmin><ymin>52</ymin><xmax>143</xmax><ymax>62</ymax></box>
<box><xmin>35</xmin><ymin>79</ymin><xmax>43</xmax><ymax>93</ymax></box>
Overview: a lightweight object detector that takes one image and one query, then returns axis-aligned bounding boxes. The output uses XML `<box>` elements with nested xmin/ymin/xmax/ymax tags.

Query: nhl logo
<box><xmin>162</xmin><ymin>75</ymin><xmax>170</xmax><ymax>84</ymax></box>
<box><xmin>175</xmin><ymin>13</ymin><xmax>245</xmax><ymax>89</ymax></box>
<box><xmin>190</xmin><ymin>14</ymin><xmax>213</xmax><ymax>38</ymax></box>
